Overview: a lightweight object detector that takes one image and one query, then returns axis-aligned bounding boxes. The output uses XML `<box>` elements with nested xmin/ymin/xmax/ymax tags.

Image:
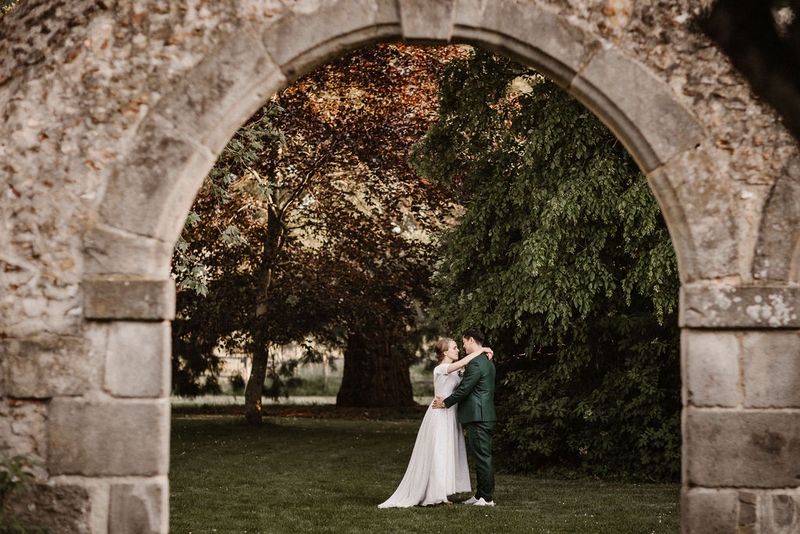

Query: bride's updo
<box><xmin>434</xmin><ymin>337</ymin><xmax>455</xmax><ymax>364</ymax></box>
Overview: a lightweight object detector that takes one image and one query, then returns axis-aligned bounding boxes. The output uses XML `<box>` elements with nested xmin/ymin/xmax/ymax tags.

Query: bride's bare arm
<box><xmin>445</xmin><ymin>347</ymin><xmax>493</xmax><ymax>374</ymax></box>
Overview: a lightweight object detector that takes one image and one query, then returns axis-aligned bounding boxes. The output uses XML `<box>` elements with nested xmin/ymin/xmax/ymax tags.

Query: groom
<box><xmin>433</xmin><ymin>327</ymin><xmax>496</xmax><ymax>506</ymax></box>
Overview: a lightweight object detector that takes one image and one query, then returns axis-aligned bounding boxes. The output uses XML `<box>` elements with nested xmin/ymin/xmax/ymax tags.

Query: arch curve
<box><xmin>86</xmin><ymin>0</ymin><xmax>710</xmax><ymax>285</ymax></box>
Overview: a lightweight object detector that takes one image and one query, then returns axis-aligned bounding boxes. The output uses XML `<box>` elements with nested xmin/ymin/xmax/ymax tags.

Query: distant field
<box><xmin>206</xmin><ymin>360</ymin><xmax>436</xmax><ymax>400</ymax></box>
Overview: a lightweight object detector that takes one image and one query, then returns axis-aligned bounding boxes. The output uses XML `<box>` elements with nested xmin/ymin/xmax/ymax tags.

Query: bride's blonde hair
<box><xmin>434</xmin><ymin>337</ymin><xmax>455</xmax><ymax>364</ymax></box>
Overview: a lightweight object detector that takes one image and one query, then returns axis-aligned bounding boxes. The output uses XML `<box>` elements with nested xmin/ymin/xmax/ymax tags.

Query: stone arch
<box><xmin>3</xmin><ymin>1</ymin><xmax>799</xmax><ymax>533</ymax></box>
<box><xmin>79</xmin><ymin>3</ymin><xmax>711</xmax><ymax>531</ymax></box>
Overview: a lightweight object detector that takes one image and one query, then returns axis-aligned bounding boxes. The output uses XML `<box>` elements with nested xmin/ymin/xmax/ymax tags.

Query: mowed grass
<box><xmin>170</xmin><ymin>411</ymin><xmax>679</xmax><ymax>533</ymax></box>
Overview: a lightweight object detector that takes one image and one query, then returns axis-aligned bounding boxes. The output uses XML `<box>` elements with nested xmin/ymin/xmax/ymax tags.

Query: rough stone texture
<box><xmin>104</xmin><ymin>321</ymin><xmax>171</xmax><ymax>398</ymax></box>
<box><xmin>739</xmin><ymin>491</ymin><xmax>757</xmax><ymax>528</ymax></box>
<box><xmin>97</xmin><ymin>114</ymin><xmax>217</xmax><ymax>245</ymax></box>
<box><xmin>684</xmin><ymin>408</ymin><xmax>800</xmax><ymax>488</ymax></box>
<box><xmin>108</xmin><ymin>482</ymin><xmax>167</xmax><ymax>534</ymax></box>
<box><xmin>653</xmin><ymin>146</ymin><xmax>739</xmax><ymax>281</ymax></box>
<box><xmin>3</xmin><ymin>483</ymin><xmax>91</xmax><ymax>534</ymax></box>
<box><xmin>0</xmin><ymin>0</ymin><xmax>799</xmax><ymax>532</ymax></box>
<box><xmin>571</xmin><ymin>45</ymin><xmax>703</xmax><ymax>173</ymax></box>
<box><xmin>399</xmin><ymin>0</ymin><xmax>455</xmax><ymax>43</ymax></box>
<box><xmin>681</xmin><ymin>283</ymin><xmax>800</xmax><ymax>328</ymax></box>
<box><xmin>1</xmin><ymin>334</ymin><xmax>93</xmax><ymax>398</ymax></box>
<box><xmin>762</xmin><ymin>493</ymin><xmax>800</xmax><ymax>533</ymax></box>
<box><xmin>681</xmin><ymin>488</ymin><xmax>737</xmax><ymax>534</ymax></box>
<box><xmin>83</xmin><ymin>277</ymin><xmax>176</xmax><ymax>321</ymax></box>
<box><xmin>682</xmin><ymin>489</ymin><xmax>800</xmax><ymax>534</ymax></box>
<box><xmin>84</xmin><ymin>224</ymin><xmax>175</xmax><ymax>279</ymax></box>
<box><xmin>48</xmin><ymin>398</ymin><xmax>169</xmax><ymax>476</ymax></box>
<box><xmin>152</xmin><ymin>27</ymin><xmax>285</xmax><ymax>157</ymax></box>
<box><xmin>742</xmin><ymin>331</ymin><xmax>800</xmax><ymax>408</ymax></box>
<box><xmin>682</xmin><ymin>330</ymin><xmax>739</xmax><ymax>407</ymax></box>
<box><xmin>98</xmin><ymin>26</ymin><xmax>287</xmax><ymax>248</ymax></box>
<box><xmin>754</xmin><ymin>153</ymin><xmax>800</xmax><ymax>282</ymax></box>
<box><xmin>0</xmin><ymin>398</ymin><xmax>47</xmax><ymax>461</ymax></box>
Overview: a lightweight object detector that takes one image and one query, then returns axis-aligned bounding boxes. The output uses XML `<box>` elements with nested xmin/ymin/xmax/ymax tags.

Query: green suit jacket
<box><xmin>444</xmin><ymin>353</ymin><xmax>496</xmax><ymax>424</ymax></box>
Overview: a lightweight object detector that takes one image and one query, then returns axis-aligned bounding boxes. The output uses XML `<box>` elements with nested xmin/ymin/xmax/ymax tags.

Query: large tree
<box><xmin>411</xmin><ymin>49</ymin><xmax>681</xmax><ymax>480</ymax></box>
<box><xmin>173</xmin><ymin>44</ymin><xmax>462</xmax><ymax>421</ymax></box>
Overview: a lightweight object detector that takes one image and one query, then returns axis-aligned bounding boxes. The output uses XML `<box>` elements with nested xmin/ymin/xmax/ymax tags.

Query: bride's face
<box><xmin>445</xmin><ymin>340</ymin><xmax>459</xmax><ymax>360</ymax></box>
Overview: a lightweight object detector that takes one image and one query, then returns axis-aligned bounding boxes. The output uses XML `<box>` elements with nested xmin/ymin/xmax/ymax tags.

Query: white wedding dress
<box><xmin>378</xmin><ymin>363</ymin><xmax>471</xmax><ymax>508</ymax></box>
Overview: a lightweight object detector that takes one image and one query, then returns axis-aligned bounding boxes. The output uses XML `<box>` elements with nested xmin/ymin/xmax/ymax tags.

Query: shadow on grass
<box><xmin>170</xmin><ymin>406</ymin><xmax>679</xmax><ymax>533</ymax></box>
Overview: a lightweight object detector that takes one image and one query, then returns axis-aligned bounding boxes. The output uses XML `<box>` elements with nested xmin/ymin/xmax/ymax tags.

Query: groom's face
<box><xmin>462</xmin><ymin>336</ymin><xmax>476</xmax><ymax>354</ymax></box>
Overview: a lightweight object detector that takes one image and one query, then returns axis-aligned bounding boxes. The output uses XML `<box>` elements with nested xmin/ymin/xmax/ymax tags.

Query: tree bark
<box><xmin>336</xmin><ymin>329</ymin><xmax>416</xmax><ymax>407</ymax></box>
<box><xmin>244</xmin><ymin>341</ymin><xmax>269</xmax><ymax>424</ymax></box>
<box><xmin>244</xmin><ymin>207</ymin><xmax>283</xmax><ymax>424</ymax></box>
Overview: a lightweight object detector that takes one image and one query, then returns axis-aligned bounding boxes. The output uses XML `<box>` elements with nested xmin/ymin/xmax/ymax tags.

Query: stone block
<box><xmin>97</xmin><ymin>115</ymin><xmax>217</xmax><ymax>243</ymax></box>
<box><xmin>261</xmin><ymin>0</ymin><xmax>400</xmax><ymax>80</ymax></box>
<box><xmin>108</xmin><ymin>481</ymin><xmax>168</xmax><ymax>534</ymax></box>
<box><xmin>83</xmin><ymin>223</ymin><xmax>173</xmax><ymax>279</ymax></box>
<box><xmin>153</xmin><ymin>28</ymin><xmax>286</xmax><ymax>158</ymax></box>
<box><xmin>652</xmin><ymin>148</ymin><xmax>738</xmax><ymax>282</ymax></box>
<box><xmin>453</xmin><ymin>0</ymin><xmax>596</xmax><ymax>88</ymax></box>
<box><xmin>48</xmin><ymin>398</ymin><xmax>169</xmax><ymax>476</ymax></box>
<box><xmin>753</xmin><ymin>153</ymin><xmax>800</xmax><ymax>282</ymax></box>
<box><xmin>682</xmin><ymin>330</ymin><xmax>739</xmax><ymax>407</ymax></box>
<box><xmin>762</xmin><ymin>493</ymin><xmax>800</xmax><ymax>533</ymax></box>
<box><xmin>571</xmin><ymin>47</ymin><xmax>703</xmax><ymax>173</ymax></box>
<box><xmin>684</xmin><ymin>408</ymin><xmax>800</xmax><ymax>488</ymax></box>
<box><xmin>681</xmin><ymin>488</ymin><xmax>737</xmax><ymax>534</ymax></box>
<box><xmin>742</xmin><ymin>331</ymin><xmax>800</xmax><ymax>408</ymax></box>
<box><xmin>399</xmin><ymin>0</ymin><xmax>455</xmax><ymax>43</ymax></box>
<box><xmin>681</xmin><ymin>284</ymin><xmax>800</xmax><ymax>328</ymax></box>
<box><xmin>1</xmin><ymin>335</ymin><xmax>91</xmax><ymax>398</ymax></box>
<box><xmin>647</xmin><ymin>165</ymin><xmax>696</xmax><ymax>283</ymax></box>
<box><xmin>104</xmin><ymin>321</ymin><xmax>171</xmax><ymax>398</ymax></box>
<box><xmin>738</xmin><ymin>491</ymin><xmax>757</xmax><ymax>526</ymax></box>
<box><xmin>83</xmin><ymin>276</ymin><xmax>175</xmax><ymax>321</ymax></box>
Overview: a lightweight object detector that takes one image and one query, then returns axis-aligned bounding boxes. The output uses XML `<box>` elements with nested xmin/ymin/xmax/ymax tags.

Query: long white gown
<box><xmin>378</xmin><ymin>363</ymin><xmax>471</xmax><ymax>508</ymax></box>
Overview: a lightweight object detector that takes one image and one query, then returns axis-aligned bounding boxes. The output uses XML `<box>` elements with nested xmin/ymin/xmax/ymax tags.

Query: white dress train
<box><xmin>378</xmin><ymin>363</ymin><xmax>471</xmax><ymax>508</ymax></box>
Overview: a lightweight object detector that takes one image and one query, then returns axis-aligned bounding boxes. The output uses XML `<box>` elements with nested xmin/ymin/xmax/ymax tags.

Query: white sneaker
<box><xmin>462</xmin><ymin>496</ymin><xmax>478</xmax><ymax>505</ymax></box>
<box><xmin>474</xmin><ymin>498</ymin><xmax>495</xmax><ymax>507</ymax></box>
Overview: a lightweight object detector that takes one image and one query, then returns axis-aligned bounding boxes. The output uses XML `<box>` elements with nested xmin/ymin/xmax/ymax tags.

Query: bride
<box><xmin>378</xmin><ymin>337</ymin><xmax>493</xmax><ymax>508</ymax></box>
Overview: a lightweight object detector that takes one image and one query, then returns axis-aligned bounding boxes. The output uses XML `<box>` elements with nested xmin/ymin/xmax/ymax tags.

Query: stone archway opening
<box><xmin>164</xmin><ymin>36</ymin><xmax>688</xmax><ymax>532</ymax></box>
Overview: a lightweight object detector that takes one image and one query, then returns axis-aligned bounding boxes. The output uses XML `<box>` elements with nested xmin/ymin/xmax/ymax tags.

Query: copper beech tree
<box><xmin>172</xmin><ymin>44</ymin><xmax>464</xmax><ymax>422</ymax></box>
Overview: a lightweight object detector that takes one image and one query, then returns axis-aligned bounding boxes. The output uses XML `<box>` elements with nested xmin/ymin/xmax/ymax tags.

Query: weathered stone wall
<box><xmin>0</xmin><ymin>0</ymin><xmax>798</xmax><ymax>532</ymax></box>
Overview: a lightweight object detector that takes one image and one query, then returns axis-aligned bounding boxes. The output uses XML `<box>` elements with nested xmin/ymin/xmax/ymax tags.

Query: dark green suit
<box><xmin>444</xmin><ymin>353</ymin><xmax>496</xmax><ymax>501</ymax></box>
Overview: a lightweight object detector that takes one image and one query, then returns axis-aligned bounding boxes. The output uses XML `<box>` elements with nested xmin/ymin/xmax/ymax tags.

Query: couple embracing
<box><xmin>378</xmin><ymin>327</ymin><xmax>496</xmax><ymax>508</ymax></box>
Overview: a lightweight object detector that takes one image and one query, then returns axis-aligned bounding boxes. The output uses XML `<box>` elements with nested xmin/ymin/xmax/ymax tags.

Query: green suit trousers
<box><xmin>464</xmin><ymin>420</ymin><xmax>495</xmax><ymax>501</ymax></box>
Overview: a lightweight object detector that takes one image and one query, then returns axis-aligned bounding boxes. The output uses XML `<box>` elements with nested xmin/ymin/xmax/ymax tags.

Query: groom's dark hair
<box><xmin>462</xmin><ymin>327</ymin><xmax>485</xmax><ymax>345</ymax></box>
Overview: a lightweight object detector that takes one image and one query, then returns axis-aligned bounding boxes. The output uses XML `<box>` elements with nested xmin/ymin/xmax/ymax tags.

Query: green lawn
<box><xmin>170</xmin><ymin>410</ymin><xmax>679</xmax><ymax>533</ymax></box>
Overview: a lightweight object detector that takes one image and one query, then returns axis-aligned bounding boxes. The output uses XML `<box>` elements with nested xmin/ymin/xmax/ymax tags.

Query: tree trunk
<box><xmin>244</xmin><ymin>207</ymin><xmax>283</xmax><ymax>424</ymax></box>
<box><xmin>244</xmin><ymin>341</ymin><xmax>269</xmax><ymax>424</ymax></box>
<box><xmin>336</xmin><ymin>329</ymin><xmax>416</xmax><ymax>407</ymax></box>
